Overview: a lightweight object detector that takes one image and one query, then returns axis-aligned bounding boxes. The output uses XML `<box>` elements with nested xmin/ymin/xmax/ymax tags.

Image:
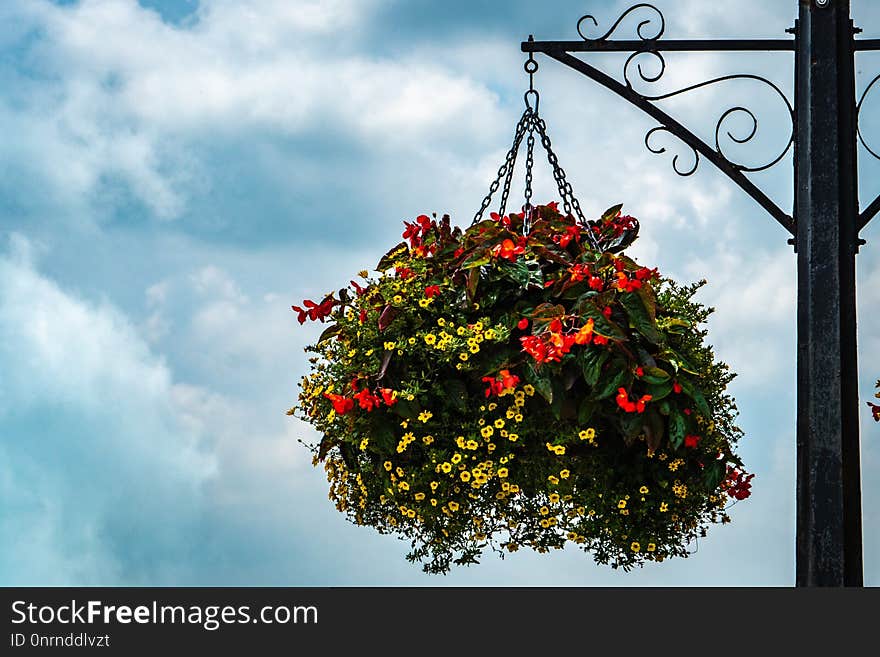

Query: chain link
<box><xmin>472</xmin><ymin>111</ymin><xmax>530</xmax><ymax>225</ymax></box>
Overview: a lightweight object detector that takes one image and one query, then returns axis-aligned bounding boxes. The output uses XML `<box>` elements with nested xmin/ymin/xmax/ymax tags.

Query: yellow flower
<box><xmin>383</xmin><ymin>461</ymin><xmax>392</xmax><ymax>471</ymax></box>
<box><xmin>448</xmin><ymin>501</ymin><xmax>460</xmax><ymax>512</ymax></box>
<box><xmin>384</xmin><ymin>341</ymin><xmax>397</xmax><ymax>350</ymax></box>
<box><xmin>508</xmin><ymin>433</ymin><xmax>519</xmax><ymax>442</ymax></box>
<box><xmin>466</xmin><ymin>440</ymin><xmax>479</xmax><ymax>450</ymax></box>
<box><xmin>560</xmin><ymin>469</ymin><xmax>570</xmax><ymax>479</ymax></box>
<box><xmin>488</xmin><ymin>402</ymin><xmax>498</xmax><ymax>411</ymax></box>
<box><xmin>414</xmin><ymin>492</ymin><xmax>425</xmax><ymax>501</ymax></box>
<box><xmin>539</xmin><ymin>506</ymin><xmax>550</xmax><ymax>516</ymax></box>
<box><xmin>408</xmin><ymin>337</ymin><xmax>416</xmax><ymax>345</ymax></box>
<box><xmin>639</xmin><ymin>485</ymin><xmax>649</xmax><ymax>494</ymax></box>
<box><xmin>540</xmin><ymin>519</ymin><xmax>551</xmax><ymax>528</ymax></box>
<box><xmin>423</xmin><ymin>334</ymin><xmax>437</xmax><ymax>345</ymax></box>
<box><xmin>456</xmin><ymin>326</ymin><xmax>466</xmax><ymax>336</ymax></box>
<box><xmin>430</xmin><ymin>481</ymin><xmax>439</xmax><ymax>491</ymax></box>
<box><xmin>481</xmin><ymin>426</ymin><xmax>494</xmax><ymax>438</ymax></box>
<box><xmin>660</xmin><ymin>502</ymin><xmax>669</xmax><ymax>512</ymax></box>
<box><xmin>430</xmin><ymin>498</ymin><xmax>438</xmax><ymax>506</ymax></box>
<box><xmin>547</xmin><ymin>475</ymin><xmax>559</xmax><ymax>485</ymax></box>
<box><xmin>437</xmin><ymin>318</ymin><xmax>446</xmax><ymax>326</ymax></box>
<box><xmin>459</xmin><ymin>352</ymin><xmax>469</xmax><ymax>361</ymax></box>
<box><xmin>451</xmin><ymin>453</ymin><xmax>462</xmax><ymax>464</ymax></box>
<box><xmin>393</xmin><ymin>295</ymin><xmax>403</xmax><ymax>303</ymax></box>
<box><xmin>523</xmin><ymin>384</ymin><xmax>535</xmax><ymax>396</ymax></box>
<box><xmin>514</xmin><ymin>414</ymin><xmax>523</xmax><ymax>423</ymax></box>
<box><xmin>418</xmin><ymin>298</ymin><xmax>432</xmax><ymax>308</ymax></box>
<box><xmin>567</xmin><ymin>532</ymin><xmax>578</xmax><ymax>541</ymax></box>
<box><xmin>398</xmin><ymin>481</ymin><xmax>410</xmax><ymax>491</ymax></box>
<box><xmin>418</xmin><ymin>410</ymin><xmax>433</xmax><ymax>422</ymax></box>
<box><xmin>549</xmin><ymin>493</ymin><xmax>560</xmax><ymax>504</ymax></box>
<box><xmin>484</xmin><ymin>329</ymin><xmax>496</xmax><ymax>339</ymax></box>
<box><xmin>422</xmin><ymin>435</ymin><xmax>434</xmax><ymax>445</ymax></box>
<box><xmin>469</xmin><ymin>344</ymin><xmax>480</xmax><ymax>353</ymax></box>
<box><xmin>494</xmin><ymin>418</ymin><xmax>505</xmax><ymax>429</ymax></box>
<box><xmin>460</xmin><ymin>471</ymin><xmax>471</xmax><ymax>482</ymax></box>
<box><xmin>440</xmin><ymin>462</ymin><xmax>452</xmax><ymax>473</ymax></box>
<box><xmin>618</xmin><ymin>500</ymin><xmax>627</xmax><ymax>509</ymax></box>
<box><xmin>497</xmin><ymin>467</ymin><xmax>509</xmax><ymax>478</ymax></box>
<box><xmin>647</xmin><ymin>543</ymin><xmax>656</xmax><ymax>552</ymax></box>
<box><xmin>359</xmin><ymin>438</ymin><xmax>369</xmax><ymax>450</ymax></box>
<box><xmin>631</xmin><ymin>542</ymin><xmax>641</xmax><ymax>553</ymax></box>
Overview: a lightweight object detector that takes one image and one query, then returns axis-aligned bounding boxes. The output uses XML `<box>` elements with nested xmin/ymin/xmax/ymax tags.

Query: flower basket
<box><xmin>291</xmin><ymin>203</ymin><xmax>751</xmax><ymax>573</ymax></box>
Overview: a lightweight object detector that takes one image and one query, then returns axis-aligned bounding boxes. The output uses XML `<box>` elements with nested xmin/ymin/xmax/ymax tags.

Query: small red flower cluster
<box><xmin>724</xmin><ymin>468</ymin><xmax>754</xmax><ymax>500</ymax></box>
<box><xmin>568</xmin><ymin>264</ymin><xmax>604</xmax><ymax>290</ymax></box>
<box><xmin>292</xmin><ymin>297</ymin><xmax>336</xmax><ymax>324</ymax></box>
<box><xmin>616</xmin><ymin>387</ymin><xmax>653</xmax><ymax>414</ymax></box>
<box><xmin>482</xmin><ymin>369</ymin><xmax>521</xmax><ymax>398</ymax></box>
<box><xmin>553</xmin><ymin>224</ymin><xmax>581</xmax><ymax>248</ymax></box>
<box><xmin>324</xmin><ymin>384</ymin><xmax>397</xmax><ymax>416</ymax></box>
<box><xmin>491</xmin><ymin>237</ymin><xmax>527</xmax><ymax>262</ymax></box>
<box><xmin>612</xmin><ymin>259</ymin><xmax>658</xmax><ymax>293</ymax></box>
<box><xmin>684</xmin><ymin>434</ymin><xmax>702</xmax><ymax>449</ymax></box>
<box><xmin>593</xmin><ymin>212</ymin><xmax>638</xmax><ymax>238</ymax></box>
<box><xmin>869</xmin><ymin>401</ymin><xmax>880</xmax><ymax>422</ymax></box>
<box><xmin>519</xmin><ymin>317</ymin><xmax>600</xmax><ymax>364</ymax></box>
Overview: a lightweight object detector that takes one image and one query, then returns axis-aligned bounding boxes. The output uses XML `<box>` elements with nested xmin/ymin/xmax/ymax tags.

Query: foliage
<box><xmin>291</xmin><ymin>203</ymin><xmax>752</xmax><ymax>574</ymax></box>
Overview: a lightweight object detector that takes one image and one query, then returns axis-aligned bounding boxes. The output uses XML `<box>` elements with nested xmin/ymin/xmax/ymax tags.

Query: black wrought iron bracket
<box><xmin>521</xmin><ymin>3</ymin><xmax>880</xmax><ymax>239</ymax></box>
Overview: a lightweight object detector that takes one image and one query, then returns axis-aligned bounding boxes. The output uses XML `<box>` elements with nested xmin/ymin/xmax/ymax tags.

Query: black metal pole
<box><xmin>794</xmin><ymin>0</ymin><xmax>863</xmax><ymax>586</ymax></box>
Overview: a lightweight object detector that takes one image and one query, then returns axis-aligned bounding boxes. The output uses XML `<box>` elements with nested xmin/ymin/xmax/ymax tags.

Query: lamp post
<box><xmin>523</xmin><ymin>0</ymin><xmax>880</xmax><ymax>586</ymax></box>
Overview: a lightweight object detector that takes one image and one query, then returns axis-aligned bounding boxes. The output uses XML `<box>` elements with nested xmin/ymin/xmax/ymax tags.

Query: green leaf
<box><xmin>441</xmin><ymin>379</ymin><xmax>469</xmax><ymax>412</ymax></box>
<box><xmin>620</xmin><ymin>413</ymin><xmax>644</xmax><ymax>446</ymax></box>
<box><xmin>580</xmin><ymin>348</ymin><xmax>610</xmax><ymax>387</ymax></box>
<box><xmin>644</xmin><ymin>379</ymin><xmax>674</xmax><ymax>402</ymax></box>
<box><xmin>577</xmin><ymin>301</ymin><xmax>626</xmax><ymax>340</ymax></box>
<box><xmin>703</xmin><ymin>461</ymin><xmax>725</xmax><ymax>489</ymax></box>
<box><xmin>376</xmin><ymin>242</ymin><xmax>407</xmax><ymax>272</ymax></box>
<box><xmin>644</xmin><ymin>409</ymin><xmax>664</xmax><ymax>452</ymax></box>
<box><xmin>601</xmin><ymin>204</ymin><xmax>623</xmax><ymax>221</ymax></box>
<box><xmin>524</xmin><ymin>364</ymin><xmax>553</xmax><ymax>404</ymax></box>
<box><xmin>669</xmin><ymin>409</ymin><xmax>686</xmax><ymax>449</ymax></box>
<box><xmin>316</xmin><ymin>323</ymin><xmax>341</xmax><ymax>344</ymax></box>
<box><xmin>503</xmin><ymin>259</ymin><xmax>543</xmax><ymax>289</ymax></box>
<box><xmin>461</xmin><ymin>254</ymin><xmax>491</xmax><ymax>270</ymax></box>
<box><xmin>578</xmin><ymin>398</ymin><xmax>597</xmax><ymax>425</ymax></box>
<box><xmin>677</xmin><ymin>376</ymin><xmax>712</xmax><ymax>419</ymax></box>
<box><xmin>590</xmin><ymin>361</ymin><xmax>632</xmax><ymax>401</ymax></box>
<box><xmin>466</xmin><ymin>267</ymin><xmax>480</xmax><ymax>303</ymax></box>
<box><xmin>641</xmin><ymin>366</ymin><xmax>670</xmax><ymax>385</ymax></box>
<box><xmin>620</xmin><ymin>291</ymin><xmax>663</xmax><ymax>344</ymax></box>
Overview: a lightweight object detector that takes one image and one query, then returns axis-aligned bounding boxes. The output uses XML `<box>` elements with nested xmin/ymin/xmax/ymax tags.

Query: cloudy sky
<box><xmin>1</xmin><ymin>0</ymin><xmax>879</xmax><ymax>586</ymax></box>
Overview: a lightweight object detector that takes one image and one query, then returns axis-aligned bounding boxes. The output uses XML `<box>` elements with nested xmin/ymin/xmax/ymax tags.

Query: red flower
<box><xmin>673</xmin><ymin>381</ymin><xmax>683</xmax><ymax>394</ymax></box>
<box><xmin>425</xmin><ymin>285</ymin><xmax>441</xmax><ymax>298</ymax></box>
<box><xmin>395</xmin><ymin>266</ymin><xmax>414</xmax><ymax>279</ymax></box>
<box><xmin>554</xmin><ymin>225</ymin><xmax>581</xmax><ymax>248</ymax></box>
<box><xmin>292</xmin><ymin>297</ymin><xmax>335</xmax><ymax>324</ymax></box>
<box><xmin>354</xmin><ymin>388</ymin><xmax>381</xmax><ymax>412</ymax></box>
<box><xmin>379</xmin><ymin>388</ymin><xmax>398</xmax><ymax>406</ymax></box>
<box><xmin>483</xmin><ymin>370</ymin><xmax>520</xmax><ymax>397</ymax></box>
<box><xmin>491</xmin><ymin>238</ymin><xmax>526</xmax><ymax>262</ymax></box>
<box><xmin>602</xmin><ymin>306</ymin><xmax>612</xmax><ymax>319</ymax></box>
<box><xmin>683</xmin><ymin>408</ymin><xmax>692</xmax><ymax>416</ymax></box>
<box><xmin>350</xmin><ymin>280</ymin><xmax>367</xmax><ymax>296</ymax></box>
<box><xmin>588</xmin><ymin>276</ymin><xmax>604</xmax><ymax>291</ymax></box>
<box><xmin>520</xmin><ymin>335</ymin><xmax>548</xmax><ymax>363</ymax></box>
<box><xmin>616</xmin><ymin>388</ymin><xmax>652</xmax><ymax>414</ymax></box>
<box><xmin>574</xmin><ymin>318</ymin><xmax>594</xmax><ymax>345</ymax></box>
<box><xmin>684</xmin><ymin>434</ymin><xmax>702</xmax><ymax>449</ymax></box>
<box><xmin>593</xmin><ymin>334</ymin><xmax>609</xmax><ymax>346</ymax></box>
<box><xmin>725</xmin><ymin>469</ymin><xmax>755</xmax><ymax>500</ymax></box>
<box><xmin>517</xmin><ymin>318</ymin><xmax>529</xmax><ymax>330</ymax></box>
<box><xmin>569</xmin><ymin>264</ymin><xmax>590</xmax><ymax>282</ymax></box>
<box><xmin>635</xmin><ymin>267</ymin><xmax>659</xmax><ymax>281</ymax></box>
<box><xmin>635</xmin><ymin>366</ymin><xmax>644</xmax><ymax>377</ymax></box>
<box><xmin>490</xmin><ymin>212</ymin><xmax>512</xmax><ymax>229</ymax></box>
<box><xmin>869</xmin><ymin>402</ymin><xmax>880</xmax><ymax>422</ymax></box>
<box><xmin>453</xmin><ymin>247</ymin><xmax>465</xmax><ymax>258</ymax></box>
<box><xmin>324</xmin><ymin>393</ymin><xmax>354</xmax><ymax>415</ymax></box>
<box><xmin>358</xmin><ymin>308</ymin><xmax>368</xmax><ymax>324</ymax></box>
<box><xmin>614</xmin><ymin>271</ymin><xmax>643</xmax><ymax>293</ymax></box>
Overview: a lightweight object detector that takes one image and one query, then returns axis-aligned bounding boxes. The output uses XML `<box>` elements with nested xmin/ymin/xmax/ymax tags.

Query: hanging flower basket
<box><xmin>291</xmin><ymin>202</ymin><xmax>751</xmax><ymax>573</ymax></box>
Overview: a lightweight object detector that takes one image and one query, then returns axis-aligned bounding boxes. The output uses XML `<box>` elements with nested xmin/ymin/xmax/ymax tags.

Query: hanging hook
<box><xmin>524</xmin><ymin>36</ymin><xmax>540</xmax><ymax>113</ymax></box>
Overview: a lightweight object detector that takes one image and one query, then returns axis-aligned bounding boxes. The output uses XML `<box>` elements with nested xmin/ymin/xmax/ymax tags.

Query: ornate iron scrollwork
<box><xmin>857</xmin><ymin>73</ymin><xmax>880</xmax><ymax>161</ymax></box>
<box><xmin>577</xmin><ymin>3</ymin><xmax>665</xmax><ymax>42</ymax></box>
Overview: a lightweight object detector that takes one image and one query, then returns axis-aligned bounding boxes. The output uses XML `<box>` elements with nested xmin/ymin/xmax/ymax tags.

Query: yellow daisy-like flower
<box><xmin>423</xmin><ymin>334</ymin><xmax>437</xmax><ymax>345</ymax></box>
<box><xmin>659</xmin><ymin>502</ymin><xmax>669</xmax><ymax>512</ymax></box>
<box><xmin>383</xmin><ymin>461</ymin><xmax>393</xmax><ymax>471</ymax></box>
<box><xmin>540</xmin><ymin>519</ymin><xmax>551</xmax><ymax>528</ymax></box>
<box><xmin>465</xmin><ymin>440</ymin><xmax>479</xmax><ymax>450</ymax></box>
<box><xmin>393</xmin><ymin>295</ymin><xmax>403</xmax><ymax>304</ymax></box>
<box><xmin>359</xmin><ymin>438</ymin><xmax>369</xmax><ymax>450</ymax></box>
<box><xmin>451</xmin><ymin>453</ymin><xmax>462</xmax><ymax>464</ymax></box>
<box><xmin>494</xmin><ymin>418</ymin><xmax>505</xmax><ymax>429</ymax></box>
<box><xmin>618</xmin><ymin>500</ymin><xmax>627</xmax><ymax>509</ymax></box>
<box><xmin>437</xmin><ymin>318</ymin><xmax>446</xmax><ymax>326</ymax></box>
<box><xmin>488</xmin><ymin>402</ymin><xmax>497</xmax><ymax>411</ymax></box>
<box><xmin>383</xmin><ymin>341</ymin><xmax>397</xmax><ymax>350</ymax></box>
<box><xmin>398</xmin><ymin>481</ymin><xmax>410</xmax><ymax>491</ymax></box>
<box><xmin>560</xmin><ymin>469</ymin><xmax>570</xmax><ymax>479</ymax></box>
<box><xmin>506</xmin><ymin>409</ymin><xmax>515</xmax><ymax>419</ymax></box>
<box><xmin>406</xmin><ymin>509</ymin><xmax>416</xmax><ymax>518</ymax></box>
<box><xmin>647</xmin><ymin>543</ymin><xmax>656</xmax><ymax>552</ymax></box>
<box><xmin>418</xmin><ymin>410</ymin><xmax>433</xmax><ymax>422</ymax></box>
<box><xmin>484</xmin><ymin>329</ymin><xmax>496</xmax><ymax>340</ymax></box>
<box><xmin>448</xmin><ymin>502</ymin><xmax>460</xmax><ymax>512</ymax></box>
<box><xmin>514</xmin><ymin>413</ymin><xmax>523</xmax><ymax>423</ymax></box>
<box><xmin>456</xmin><ymin>326</ymin><xmax>466</xmax><ymax>336</ymax></box>
<box><xmin>469</xmin><ymin>344</ymin><xmax>480</xmax><ymax>354</ymax></box>
<box><xmin>440</xmin><ymin>462</ymin><xmax>452</xmax><ymax>473</ymax></box>
<box><xmin>567</xmin><ymin>532</ymin><xmax>578</xmax><ymax>541</ymax></box>
<box><xmin>549</xmin><ymin>493</ymin><xmax>560</xmax><ymax>504</ymax></box>
<box><xmin>631</xmin><ymin>542</ymin><xmax>641</xmax><ymax>553</ymax></box>
<box><xmin>554</xmin><ymin>446</ymin><xmax>565</xmax><ymax>456</ymax></box>
<box><xmin>523</xmin><ymin>384</ymin><xmax>535</xmax><ymax>396</ymax></box>
<box><xmin>639</xmin><ymin>485</ymin><xmax>649</xmax><ymax>494</ymax></box>
<box><xmin>539</xmin><ymin>506</ymin><xmax>550</xmax><ymax>516</ymax></box>
<box><xmin>547</xmin><ymin>475</ymin><xmax>559</xmax><ymax>485</ymax></box>
<box><xmin>480</xmin><ymin>426</ymin><xmax>494</xmax><ymax>438</ymax></box>
<box><xmin>460</xmin><ymin>471</ymin><xmax>471</xmax><ymax>482</ymax></box>
<box><xmin>497</xmin><ymin>467</ymin><xmax>509</xmax><ymax>478</ymax></box>
<box><xmin>418</xmin><ymin>298</ymin><xmax>432</xmax><ymax>308</ymax></box>
<box><xmin>408</xmin><ymin>337</ymin><xmax>416</xmax><ymax>345</ymax></box>
<box><xmin>422</xmin><ymin>435</ymin><xmax>434</xmax><ymax>445</ymax></box>
<box><xmin>507</xmin><ymin>433</ymin><xmax>519</xmax><ymax>442</ymax></box>
<box><xmin>459</xmin><ymin>352</ymin><xmax>469</xmax><ymax>361</ymax></box>
<box><xmin>430</xmin><ymin>481</ymin><xmax>439</xmax><ymax>491</ymax></box>
<box><xmin>414</xmin><ymin>492</ymin><xmax>425</xmax><ymax>501</ymax></box>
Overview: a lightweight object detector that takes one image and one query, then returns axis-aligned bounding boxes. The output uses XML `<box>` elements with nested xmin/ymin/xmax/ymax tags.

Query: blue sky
<box><xmin>1</xmin><ymin>0</ymin><xmax>880</xmax><ymax>586</ymax></box>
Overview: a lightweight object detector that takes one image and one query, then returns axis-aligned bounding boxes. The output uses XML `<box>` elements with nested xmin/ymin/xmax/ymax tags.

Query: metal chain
<box><xmin>498</xmin><ymin>112</ymin><xmax>528</xmax><ymax>218</ymax></box>
<box><xmin>523</xmin><ymin>124</ymin><xmax>536</xmax><ymax>233</ymax></box>
<box><xmin>472</xmin><ymin>111</ymin><xmax>530</xmax><ymax>225</ymax></box>
<box><xmin>533</xmin><ymin>116</ymin><xmax>587</xmax><ymax>227</ymax></box>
